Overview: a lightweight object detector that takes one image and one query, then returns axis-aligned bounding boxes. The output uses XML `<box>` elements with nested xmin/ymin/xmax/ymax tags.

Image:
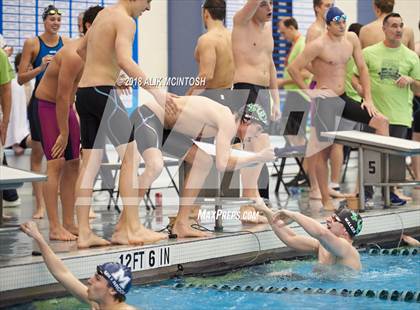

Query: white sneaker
<box><xmin>93</xmin><ymin>191</ymin><xmax>109</xmax><ymax>202</ymax></box>
<box><xmin>3</xmin><ymin>198</ymin><xmax>21</xmax><ymax>207</ymax></box>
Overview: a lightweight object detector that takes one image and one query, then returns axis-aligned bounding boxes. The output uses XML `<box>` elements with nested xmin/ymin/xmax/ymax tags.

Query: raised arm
<box><xmin>281</xmin><ymin>210</ymin><xmax>354</xmax><ymax>258</ymax></box>
<box><xmin>233</xmin><ymin>0</ymin><xmax>264</xmax><ymax>25</ymax></box>
<box><xmin>253</xmin><ymin>202</ymin><xmax>319</xmax><ymax>253</ymax></box>
<box><xmin>20</xmin><ymin>222</ymin><xmax>90</xmax><ymax>304</ymax></box>
<box><xmin>186</xmin><ymin>37</ymin><xmax>216</xmax><ymax>96</ymax></box>
<box><xmin>52</xmin><ymin>51</ymin><xmax>83</xmax><ymax>159</ymax></box>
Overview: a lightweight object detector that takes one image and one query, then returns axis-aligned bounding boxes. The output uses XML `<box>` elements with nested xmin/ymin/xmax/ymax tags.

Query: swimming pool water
<box><xmin>10</xmin><ymin>253</ymin><xmax>420</xmax><ymax>310</ymax></box>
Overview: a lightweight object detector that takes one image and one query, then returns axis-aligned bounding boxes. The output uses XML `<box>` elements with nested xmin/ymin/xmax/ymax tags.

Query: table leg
<box><xmin>214</xmin><ymin>171</ymin><xmax>223</xmax><ymax>232</ymax></box>
<box><xmin>384</xmin><ymin>154</ymin><xmax>390</xmax><ymax>208</ymax></box>
<box><xmin>358</xmin><ymin>147</ymin><xmax>365</xmax><ymax>212</ymax></box>
<box><xmin>0</xmin><ymin>190</ymin><xmax>3</xmax><ymax>226</ymax></box>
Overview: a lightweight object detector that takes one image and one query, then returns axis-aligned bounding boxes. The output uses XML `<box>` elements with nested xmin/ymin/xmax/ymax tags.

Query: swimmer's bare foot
<box><xmin>252</xmin><ymin>200</ymin><xmax>271</xmax><ymax>215</ymax></box>
<box><xmin>12</xmin><ymin>144</ymin><xmax>24</xmax><ymax>156</ymax></box>
<box><xmin>240</xmin><ymin>205</ymin><xmax>268</xmax><ymax>224</ymax></box>
<box><xmin>328</xmin><ymin>188</ymin><xmax>353</xmax><ymax>199</ymax></box>
<box><xmin>89</xmin><ymin>208</ymin><xmax>97</xmax><ymax>219</ymax></box>
<box><xmin>402</xmin><ymin>234</ymin><xmax>420</xmax><ymax>247</ymax></box>
<box><xmin>172</xmin><ymin>222</ymin><xmax>211</xmax><ymax>238</ymax></box>
<box><xmin>63</xmin><ymin>224</ymin><xmax>79</xmax><ymax>236</ymax></box>
<box><xmin>32</xmin><ymin>206</ymin><xmax>45</xmax><ymax>219</ymax></box>
<box><xmin>111</xmin><ymin>225</ymin><xmax>167</xmax><ymax>245</ymax></box>
<box><xmin>309</xmin><ymin>190</ymin><xmax>322</xmax><ymax>200</ymax></box>
<box><xmin>50</xmin><ymin>226</ymin><xmax>77</xmax><ymax>241</ymax></box>
<box><xmin>78</xmin><ymin>230</ymin><xmax>110</xmax><ymax>248</ymax></box>
<box><xmin>323</xmin><ymin>199</ymin><xmax>336</xmax><ymax>211</ymax></box>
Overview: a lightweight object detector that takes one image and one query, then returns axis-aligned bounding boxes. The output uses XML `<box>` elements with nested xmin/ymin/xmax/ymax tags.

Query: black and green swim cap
<box><xmin>335</xmin><ymin>208</ymin><xmax>363</xmax><ymax>237</ymax></box>
<box><xmin>239</xmin><ymin>103</ymin><xmax>268</xmax><ymax>128</ymax></box>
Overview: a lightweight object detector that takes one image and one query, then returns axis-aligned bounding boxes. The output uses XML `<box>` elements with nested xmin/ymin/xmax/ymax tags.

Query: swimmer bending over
<box><xmin>130</xmin><ymin>97</ymin><xmax>275</xmax><ymax>238</ymax></box>
<box><xmin>254</xmin><ymin>202</ymin><xmax>363</xmax><ymax>271</ymax></box>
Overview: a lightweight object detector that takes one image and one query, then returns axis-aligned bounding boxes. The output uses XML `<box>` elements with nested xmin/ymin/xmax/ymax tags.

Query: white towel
<box><xmin>4</xmin><ymin>79</ymin><xmax>31</xmax><ymax>148</ymax></box>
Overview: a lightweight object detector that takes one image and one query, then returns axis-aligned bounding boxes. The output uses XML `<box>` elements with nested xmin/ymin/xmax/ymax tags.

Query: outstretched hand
<box><xmin>272</xmin><ymin>210</ymin><xmax>294</xmax><ymax>226</ymax></box>
<box><xmin>20</xmin><ymin>221</ymin><xmax>44</xmax><ymax>242</ymax></box>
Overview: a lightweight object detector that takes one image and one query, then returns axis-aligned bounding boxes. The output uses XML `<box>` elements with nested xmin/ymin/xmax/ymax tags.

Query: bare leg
<box><xmin>330</xmin><ymin>144</ymin><xmax>343</xmax><ymax>187</ymax></box>
<box><xmin>112</xmin><ymin>145</ymin><xmax>168</xmax><ymax>245</ymax></box>
<box><xmin>316</xmin><ymin>147</ymin><xmax>336</xmax><ymax>211</ymax></box>
<box><xmin>240</xmin><ymin>133</ymin><xmax>269</xmax><ymax>224</ymax></box>
<box><xmin>76</xmin><ymin>149</ymin><xmax>110</xmax><ymax>248</ymax></box>
<box><xmin>306</xmin><ymin>127</ymin><xmax>321</xmax><ymax>200</ymax></box>
<box><xmin>31</xmin><ymin>141</ymin><xmax>45</xmax><ymax>219</ymax></box>
<box><xmin>413</xmin><ymin>132</ymin><xmax>420</xmax><ymax>182</ymax></box>
<box><xmin>61</xmin><ymin>159</ymin><xmax>80</xmax><ymax>236</ymax></box>
<box><xmin>172</xmin><ymin>146</ymin><xmax>213</xmax><ymax>238</ymax></box>
<box><xmin>112</xmin><ymin>142</ymin><xmax>168</xmax><ymax>245</ymax></box>
<box><xmin>44</xmin><ymin>158</ymin><xmax>77</xmax><ymax>241</ymax></box>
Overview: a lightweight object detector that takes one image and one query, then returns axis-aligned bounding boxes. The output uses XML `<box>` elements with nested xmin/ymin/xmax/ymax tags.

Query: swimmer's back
<box><xmin>81</xmin><ymin>7</ymin><xmax>132</xmax><ymax>87</ymax></box>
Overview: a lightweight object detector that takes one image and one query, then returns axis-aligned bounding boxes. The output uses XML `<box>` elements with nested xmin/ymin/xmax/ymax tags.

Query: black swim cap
<box><xmin>335</xmin><ymin>208</ymin><xmax>363</xmax><ymax>237</ymax></box>
<box><xmin>239</xmin><ymin>103</ymin><xmax>269</xmax><ymax>129</ymax></box>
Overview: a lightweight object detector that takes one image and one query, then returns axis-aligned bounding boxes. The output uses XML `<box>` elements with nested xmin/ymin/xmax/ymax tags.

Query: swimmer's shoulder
<box><xmin>306</xmin><ymin>24</ymin><xmax>323</xmax><ymax>43</ymax></box>
<box><xmin>346</xmin><ymin>32</ymin><xmax>360</xmax><ymax>46</ymax></box>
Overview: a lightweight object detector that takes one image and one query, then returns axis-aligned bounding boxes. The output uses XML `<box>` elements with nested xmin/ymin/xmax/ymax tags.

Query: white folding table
<box><xmin>0</xmin><ymin>166</ymin><xmax>47</xmax><ymax>227</ymax></box>
<box><xmin>322</xmin><ymin>131</ymin><xmax>420</xmax><ymax>210</ymax></box>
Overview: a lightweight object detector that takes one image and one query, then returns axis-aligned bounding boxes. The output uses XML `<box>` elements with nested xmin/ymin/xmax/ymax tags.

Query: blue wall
<box><xmin>357</xmin><ymin>0</ymin><xmax>376</xmax><ymax>25</ymax></box>
<box><xmin>168</xmin><ymin>0</ymin><xmax>203</xmax><ymax>95</ymax></box>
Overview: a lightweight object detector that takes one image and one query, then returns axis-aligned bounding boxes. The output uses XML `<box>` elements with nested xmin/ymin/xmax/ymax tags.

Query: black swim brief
<box><xmin>313</xmin><ymin>93</ymin><xmax>373</xmax><ymax>141</ymax></box>
<box><xmin>130</xmin><ymin>105</ymin><xmax>195</xmax><ymax>159</ymax></box>
<box><xmin>232</xmin><ymin>83</ymin><xmax>271</xmax><ymax>125</ymax></box>
<box><xmin>75</xmin><ymin>86</ymin><xmax>134</xmax><ymax>149</ymax></box>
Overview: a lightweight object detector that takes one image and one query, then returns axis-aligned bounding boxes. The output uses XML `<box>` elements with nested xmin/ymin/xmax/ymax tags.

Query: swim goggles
<box><xmin>42</xmin><ymin>7</ymin><xmax>62</xmax><ymax>20</ymax></box>
<box><xmin>331</xmin><ymin>14</ymin><xmax>347</xmax><ymax>23</ymax></box>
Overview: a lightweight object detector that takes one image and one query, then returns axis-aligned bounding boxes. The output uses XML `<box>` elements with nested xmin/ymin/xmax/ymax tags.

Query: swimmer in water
<box><xmin>254</xmin><ymin>201</ymin><xmax>363</xmax><ymax>271</ymax></box>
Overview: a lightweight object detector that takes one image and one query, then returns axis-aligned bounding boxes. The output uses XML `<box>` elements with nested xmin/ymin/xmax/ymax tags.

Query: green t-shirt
<box><xmin>345</xmin><ymin>57</ymin><xmax>362</xmax><ymax>103</ymax></box>
<box><xmin>0</xmin><ymin>49</ymin><xmax>14</xmax><ymax>86</ymax></box>
<box><xmin>361</xmin><ymin>42</ymin><xmax>420</xmax><ymax>127</ymax></box>
<box><xmin>284</xmin><ymin>35</ymin><xmax>310</xmax><ymax>90</ymax></box>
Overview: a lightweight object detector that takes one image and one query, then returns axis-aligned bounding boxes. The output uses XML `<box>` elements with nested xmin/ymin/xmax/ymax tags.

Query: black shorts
<box><xmin>233</xmin><ymin>83</ymin><xmax>271</xmax><ymax>130</ymax></box>
<box><xmin>200</xmin><ymin>88</ymin><xmax>234</xmax><ymax>111</ymax></box>
<box><xmin>413</xmin><ymin>96</ymin><xmax>420</xmax><ymax>133</ymax></box>
<box><xmin>27</xmin><ymin>94</ymin><xmax>41</xmax><ymax>142</ymax></box>
<box><xmin>280</xmin><ymin>91</ymin><xmax>310</xmax><ymax>136</ymax></box>
<box><xmin>314</xmin><ymin>93</ymin><xmax>372</xmax><ymax>141</ymax></box>
<box><xmin>130</xmin><ymin>105</ymin><xmax>194</xmax><ymax>159</ymax></box>
<box><xmin>75</xmin><ymin>86</ymin><xmax>134</xmax><ymax>149</ymax></box>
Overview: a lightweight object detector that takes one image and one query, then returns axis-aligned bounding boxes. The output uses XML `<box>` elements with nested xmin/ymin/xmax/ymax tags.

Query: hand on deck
<box><xmin>20</xmin><ymin>221</ymin><xmax>44</xmax><ymax>242</ymax></box>
<box><xmin>272</xmin><ymin>210</ymin><xmax>295</xmax><ymax>226</ymax></box>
